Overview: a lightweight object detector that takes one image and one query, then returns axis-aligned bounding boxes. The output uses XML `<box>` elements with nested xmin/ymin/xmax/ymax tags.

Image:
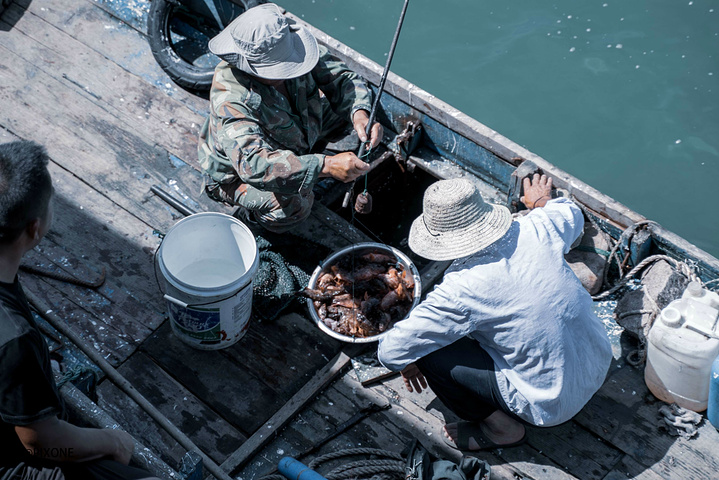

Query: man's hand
<box><xmin>521</xmin><ymin>173</ymin><xmax>553</xmax><ymax>210</ymax></box>
<box><xmin>401</xmin><ymin>363</ymin><xmax>428</xmax><ymax>394</ymax></box>
<box><xmin>352</xmin><ymin>110</ymin><xmax>383</xmax><ymax>149</ymax></box>
<box><xmin>321</xmin><ymin>152</ymin><xmax>370</xmax><ymax>183</ymax></box>
<box><xmin>15</xmin><ymin>417</ymin><xmax>136</xmax><ymax>464</ymax></box>
<box><xmin>110</xmin><ymin>429</ymin><xmax>135</xmax><ymax>465</ymax></box>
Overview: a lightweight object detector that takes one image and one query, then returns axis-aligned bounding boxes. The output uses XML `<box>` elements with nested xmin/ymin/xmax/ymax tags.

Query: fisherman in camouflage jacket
<box><xmin>199</xmin><ymin>3</ymin><xmax>382</xmax><ymax>232</ymax></box>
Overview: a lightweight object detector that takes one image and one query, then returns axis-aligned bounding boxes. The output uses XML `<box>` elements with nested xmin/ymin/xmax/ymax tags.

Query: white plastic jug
<box><xmin>645</xmin><ymin>282</ymin><xmax>719</xmax><ymax>412</ymax></box>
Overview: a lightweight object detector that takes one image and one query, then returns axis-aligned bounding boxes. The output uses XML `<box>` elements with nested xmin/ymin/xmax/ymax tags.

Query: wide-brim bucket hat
<box><xmin>208</xmin><ymin>3</ymin><xmax>320</xmax><ymax>80</ymax></box>
<box><xmin>409</xmin><ymin>178</ymin><xmax>512</xmax><ymax>261</ymax></box>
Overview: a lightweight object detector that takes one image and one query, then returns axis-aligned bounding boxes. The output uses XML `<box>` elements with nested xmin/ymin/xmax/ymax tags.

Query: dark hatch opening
<box><xmin>322</xmin><ymin>156</ymin><xmax>439</xmax><ymax>272</ymax></box>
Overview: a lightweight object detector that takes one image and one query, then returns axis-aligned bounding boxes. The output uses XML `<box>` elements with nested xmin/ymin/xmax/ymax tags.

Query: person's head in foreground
<box><xmin>0</xmin><ymin>141</ymin><xmax>53</xmax><ymax>256</ymax></box>
<box><xmin>209</xmin><ymin>3</ymin><xmax>319</xmax><ymax>81</ymax></box>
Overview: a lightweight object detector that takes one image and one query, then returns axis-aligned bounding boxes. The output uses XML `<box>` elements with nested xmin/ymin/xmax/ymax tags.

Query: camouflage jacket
<box><xmin>198</xmin><ymin>45</ymin><xmax>373</xmax><ymax>196</ymax></box>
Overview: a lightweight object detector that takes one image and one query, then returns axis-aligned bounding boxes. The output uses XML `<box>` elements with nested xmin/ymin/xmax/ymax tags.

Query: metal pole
<box><xmin>151</xmin><ymin>185</ymin><xmax>198</xmax><ymax>217</ymax></box>
<box><xmin>342</xmin><ymin>0</ymin><xmax>411</xmax><ymax>208</ymax></box>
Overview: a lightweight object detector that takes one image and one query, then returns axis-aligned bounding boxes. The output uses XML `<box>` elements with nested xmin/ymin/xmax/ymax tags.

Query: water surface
<box><xmin>279</xmin><ymin>0</ymin><xmax>719</xmax><ymax>258</ymax></box>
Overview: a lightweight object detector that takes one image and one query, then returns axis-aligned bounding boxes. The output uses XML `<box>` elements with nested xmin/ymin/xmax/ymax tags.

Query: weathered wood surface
<box><xmin>61</xmin><ymin>382</ymin><xmax>180</xmax><ymax>479</ymax></box>
<box><xmin>236</xmin><ymin>350</ymin><xmax>719</xmax><ymax>480</ymax></box>
<box><xmin>0</xmin><ymin>11</ymin><xmax>216</xmax><ymax>235</ymax></box>
<box><xmin>2</xmin><ymin>0</ymin><xmax>203</xmax><ymax>160</ymax></box>
<box><xmin>4</xmin><ymin>1</ymin><xmax>719</xmax><ymax>479</ymax></box>
<box><xmin>12</xmin><ymin>0</ymin><xmax>209</xmax><ymax>115</ymax></box>
<box><xmin>575</xmin><ymin>356</ymin><xmax>719</xmax><ymax>480</ymax></box>
<box><xmin>219</xmin><ymin>347</ymin><xmax>364</xmax><ymax>476</ymax></box>
<box><xmin>141</xmin><ymin>312</ymin><xmax>344</xmax><ymax>438</ymax></box>
<box><xmin>97</xmin><ymin>351</ymin><xmax>246</xmax><ymax>467</ymax></box>
<box><xmin>14</xmin><ymin>160</ymin><xmax>165</xmax><ymax>364</ymax></box>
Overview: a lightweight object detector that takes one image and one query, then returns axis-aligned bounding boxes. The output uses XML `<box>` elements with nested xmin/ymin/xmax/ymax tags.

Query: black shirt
<box><xmin>0</xmin><ymin>278</ymin><xmax>63</xmax><ymax>467</ymax></box>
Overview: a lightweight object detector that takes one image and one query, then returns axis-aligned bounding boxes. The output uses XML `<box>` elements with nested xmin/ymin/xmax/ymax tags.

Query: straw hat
<box><xmin>208</xmin><ymin>3</ymin><xmax>320</xmax><ymax>80</ymax></box>
<box><xmin>408</xmin><ymin>178</ymin><xmax>512</xmax><ymax>261</ymax></box>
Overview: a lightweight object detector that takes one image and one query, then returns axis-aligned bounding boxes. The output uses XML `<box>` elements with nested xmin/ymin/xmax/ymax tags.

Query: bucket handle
<box><xmin>164</xmin><ymin>294</ymin><xmax>189</xmax><ymax>309</ymax></box>
<box><xmin>162</xmin><ymin>284</ymin><xmax>251</xmax><ymax>310</ymax></box>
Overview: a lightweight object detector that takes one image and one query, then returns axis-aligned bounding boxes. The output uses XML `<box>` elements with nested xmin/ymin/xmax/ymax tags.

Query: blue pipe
<box><xmin>277</xmin><ymin>458</ymin><xmax>329</xmax><ymax>480</ymax></box>
<box><xmin>708</xmin><ymin>354</ymin><xmax>719</xmax><ymax>430</ymax></box>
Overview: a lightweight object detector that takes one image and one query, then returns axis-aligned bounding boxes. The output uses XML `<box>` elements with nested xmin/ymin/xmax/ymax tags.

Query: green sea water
<box><xmin>277</xmin><ymin>0</ymin><xmax>719</xmax><ymax>259</ymax></box>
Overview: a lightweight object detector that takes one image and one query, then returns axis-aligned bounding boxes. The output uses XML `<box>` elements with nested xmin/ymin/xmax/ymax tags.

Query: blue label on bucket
<box><xmin>168</xmin><ymin>302</ymin><xmax>221</xmax><ymax>334</ymax></box>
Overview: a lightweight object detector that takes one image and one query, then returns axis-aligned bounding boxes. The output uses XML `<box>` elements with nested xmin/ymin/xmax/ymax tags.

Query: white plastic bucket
<box><xmin>157</xmin><ymin>213</ymin><xmax>259</xmax><ymax>350</ymax></box>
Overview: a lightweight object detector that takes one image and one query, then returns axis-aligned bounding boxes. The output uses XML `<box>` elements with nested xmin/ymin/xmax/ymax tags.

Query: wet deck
<box><xmin>1</xmin><ymin>0</ymin><xmax>718</xmax><ymax>479</ymax></box>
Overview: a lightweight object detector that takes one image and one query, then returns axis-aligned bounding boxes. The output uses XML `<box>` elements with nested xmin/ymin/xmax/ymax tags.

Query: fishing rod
<box><xmin>342</xmin><ymin>0</ymin><xmax>411</xmax><ymax>214</ymax></box>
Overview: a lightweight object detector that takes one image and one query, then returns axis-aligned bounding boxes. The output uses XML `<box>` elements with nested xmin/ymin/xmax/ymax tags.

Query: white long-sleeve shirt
<box><xmin>377</xmin><ymin>198</ymin><xmax>612</xmax><ymax>426</ymax></box>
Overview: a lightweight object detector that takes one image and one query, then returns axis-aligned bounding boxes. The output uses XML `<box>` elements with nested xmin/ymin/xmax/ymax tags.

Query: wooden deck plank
<box><xmin>2</xmin><ymin>1</ymin><xmax>203</xmax><ymax>164</ymax></box>
<box><xmin>0</xmin><ymin>39</ymin><xmax>209</xmax><ymax>234</ymax></box>
<box><xmin>574</xmin><ymin>357</ymin><xmax>719</xmax><ymax>480</ymax></box>
<box><xmin>221</xmin><ymin>312</ymin><xmax>343</xmax><ymax>396</ymax></box>
<box><xmin>525</xmin><ymin>422</ymin><xmax>621</xmax><ymax>480</ymax></box>
<box><xmin>28</xmin><ymin>239</ymin><xmax>164</xmax><ymax>336</ymax></box>
<box><xmin>321</xmin><ymin>383</ymin><xmax>416</xmax><ymax>450</ymax></box>
<box><xmin>23</xmin><ymin>248</ymin><xmax>154</xmax><ymax>344</ymax></box>
<box><xmin>331</xmin><ymin>372</ymin><xmax>521</xmax><ymax>480</ymax></box>
<box><xmin>43</xmin><ymin>161</ymin><xmax>166</xmax><ymax>328</ymax></box>
<box><xmin>238</xmin><ymin>380</ymin><xmax>409</xmax><ymax>480</ymax></box>
<box><xmin>12</xmin><ymin>0</ymin><xmax>208</xmax><ymax>115</ymax></box>
<box><xmin>97</xmin><ymin>351</ymin><xmax>246</xmax><ymax>466</ymax></box>
<box><xmin>97</xmin><ymin>384</ymin><xmax>186</xmax><ymax>470</ymax></box>
<box><xmin>237</xmin><ymin>408</ymin><xmax>334</xmax><ymax>480</ymax></box>
<box><xmin>0</xmin><ymin>3</ymin><xmax>219</xmax><ymax>223</ymax></box>
<box><xmin>497</xmin><ymin>445</ymin><xmax>581</xmax><ymax>480</ymax></box>
<box><xmin>140</xmin><ymin>321</ymin><xmax>282</xmax><ymax>437</ymax></box>
<box><xmin>219</xmin><ymin>348</ymin><xmax>360</xmax><ymax>476</ymax></box>
<box><xmin>601</xmin><ymin>455</ymin><xmax>676</xmax><ymax>480</ymax></box>
<box><xmin>20</xmin><ymin>272</ymin><xmax>135</xmax><ymax>365</ymax></box>
<box><xmin>140</xmin><ymin>311</ymin><xmax>345</xmax><ymax>439</ymax></box>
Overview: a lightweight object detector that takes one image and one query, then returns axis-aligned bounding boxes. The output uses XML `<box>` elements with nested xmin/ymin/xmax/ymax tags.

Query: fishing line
<box><xmin>342</xmin><ymin>0</ymin><xmax>411</xmax><ymax>209</ymax></box>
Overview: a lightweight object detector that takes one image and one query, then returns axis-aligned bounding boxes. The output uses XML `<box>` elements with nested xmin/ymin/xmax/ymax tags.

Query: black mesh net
<box><xmin>251</xmin><ymin>233</ymin><xmax>331</xmax><ymax>321</ymax></box>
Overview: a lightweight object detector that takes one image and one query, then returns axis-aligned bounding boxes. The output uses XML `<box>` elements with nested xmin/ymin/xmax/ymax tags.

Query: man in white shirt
<box><xmin>377</xmin><ymin>174</ymin><xmax>612</xmax><ymax>452</ymax></box>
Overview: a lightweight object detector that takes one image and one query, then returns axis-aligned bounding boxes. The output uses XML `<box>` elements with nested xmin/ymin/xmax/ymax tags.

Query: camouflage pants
<box><xmin>205</xmin><ymin>178</ymin><xmax>314</xmax><ymax>233</ymax></box>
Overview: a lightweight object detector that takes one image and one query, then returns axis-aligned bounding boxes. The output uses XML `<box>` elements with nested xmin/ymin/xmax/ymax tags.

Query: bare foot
<box><xmin>444</xmin><ymin>411</ymin><xmax>525</xmax><ymax>450</ymax></box>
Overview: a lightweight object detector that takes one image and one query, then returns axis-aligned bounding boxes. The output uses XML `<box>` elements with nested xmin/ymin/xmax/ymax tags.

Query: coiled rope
<box><xmin>583</xmin><ymin>212</ymin><xmax>717</xmax><ymax>367</ymax></box>
<box><xmin>592</xmin><ymin>253</ymin><xmax>699</xmax><ymax>301</ymax></box>
<box><xmin>600</xmin><ymin>220</ymin><xmax>660</xmax><ymax>284</ymax></box>
<box><xmin>258</xmin><ymin>448</ymin><xmax>405</xmax><ymax>480</ymax></box>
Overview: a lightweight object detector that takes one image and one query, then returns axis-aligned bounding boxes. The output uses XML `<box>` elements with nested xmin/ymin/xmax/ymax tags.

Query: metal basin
<box><xmin>306</xmin><ymin>242</ymin><xmax>422</xmax><ymax>343</ymax></box>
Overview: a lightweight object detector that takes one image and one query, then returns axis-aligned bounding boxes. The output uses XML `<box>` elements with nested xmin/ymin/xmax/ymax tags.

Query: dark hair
<box><xmin>0</xmin><ymin>141</ymin><xmax>53</xmax><ymax>244</ymax></box>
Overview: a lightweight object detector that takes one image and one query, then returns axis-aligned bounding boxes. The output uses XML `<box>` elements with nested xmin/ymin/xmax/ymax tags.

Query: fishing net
<box><xmin>251</xmin><ymin>232</ymin><xmax>331</xmax><ymax>321</ymax></box>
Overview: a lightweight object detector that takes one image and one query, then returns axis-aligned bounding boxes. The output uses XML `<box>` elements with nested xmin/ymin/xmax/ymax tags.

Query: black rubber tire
<box><xmin>147</xmin><ymin>0</ymin><xmax>243</xmax><ymax>91</ymax></box>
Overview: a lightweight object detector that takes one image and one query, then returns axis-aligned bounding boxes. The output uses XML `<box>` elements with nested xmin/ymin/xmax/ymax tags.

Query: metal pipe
<box><xmin>151</xmin><ymin>185</ymin><xmax>198</xmax><ymax>217</ymax></box>
<box><xmin>26</xmin><ymin>290</ymin><xmax>234</xmax><ymax>480</ymax></box>
<box><xmin>342</xmin><ymin>0</ymin><xmax>411</xmax><ymax>208</ymax></box>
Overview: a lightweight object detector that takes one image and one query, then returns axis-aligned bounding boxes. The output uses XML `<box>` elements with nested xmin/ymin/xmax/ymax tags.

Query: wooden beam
<box><xmin>218</xmin><ymin>345</ymin><xmax>363</xmax><ymax>476</ymax></box>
